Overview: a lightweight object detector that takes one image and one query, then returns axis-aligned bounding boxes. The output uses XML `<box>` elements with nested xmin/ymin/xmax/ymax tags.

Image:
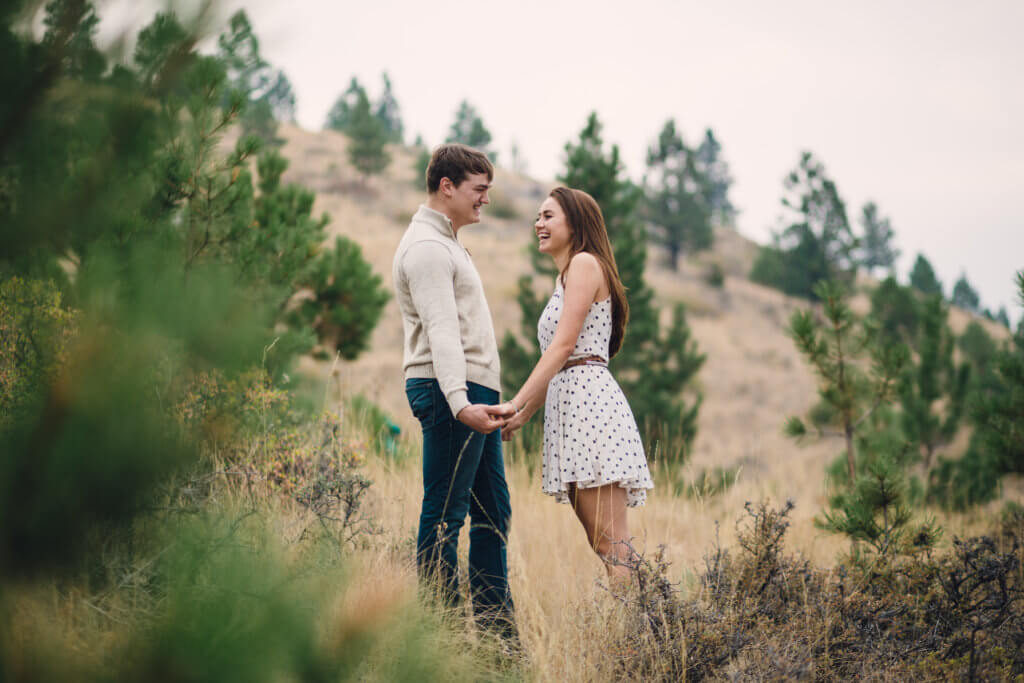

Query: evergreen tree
<box><xmin>642</xmin><ymin>119</ymin><xmax>713</xmax><ymax>271</ymax></box>
<box><xmin>345</xmin><ymin>89</ymin><xmax>391</xmax><ymax>179</ymax></box>
<box><xmin>951</xmin><ymin>274</ymin><xmax>981</xmax><ymax>313</ymax></box>
<box><xmin>996</xmin><ymin>306</ymin><xmax>1010</xmax><ymax>328</ymax></box>
<box><xmin>0</xmin><ymin>2</ymin><xmax>267</xmax><ymax>575</ymax></box>
<box><xmin>291</xmin><ymin>236</ymin><xmax>391</xmax><ymax>359</ymax></box>
<box><xmin>959</xmin><ymin>320</ymin><xmax>1001</xmax><ymax>398</ymax></box>
<box><xmin>501</xmin><ymin>113</ymin><xmax>704</xmax><ymax>462</ymax></box>
<box><xmin>750</xmin><ymin>152</ymin><xmax>857</xmax><ymax>300</ymax></box>
<box><xmin>42</xmin><ymin>0</ymin><xmax>105</xmax><ymax>80</ymax></box>
<box><xmin>694</xmin><ymin>128</ymin><xmax>735</xmax><ymax>226</ymax></box>
<box><xmin>785</xmin><ymin>281</ymin><xmax>908</xmax><ymax>482</ymax></box>
<box><xmin>374</xmin><ymin>72</ymin><xmax>403</xmax><ymax>143</ymax></box>
<box><xmin>858</xmin><ymin>201</ymin><xmax>899</xmax><ymax>274</ymax></box>
<box><xmin>412</xmin><ymin>137</ymin><xmax>431</xmax><ymax>190</ymax></box>
<box><xmin>445</xmin><ymin>100</ymin><xmax>496</xmax><ymax>161</ymax></box>
<box><xmin>324</xmin><ymin>77</ymin><xmax>366</xmax><ymax>132</ymax></box>
<box><xmin>898</xmin><ymin>295</ymin><xmax>970</xmax><ymax>469</ymax></box>
<box><xmin>133</xmin><ymin>10</ymin><xmax>191</xmax><ymax>90</ymax></box>
<box><xmin>909</xmin><ymin>253</ymin><xmax>942</xmax><ymax>297</ymax></box>
<box><xmin>215</xmin><ymin>10</ymin><xmax>295</xmax><ymax>146</ymax></box>
<box><xmin>971</xmin><ymin>272</ymin><xmax>1024</xmax><ymax>476</ymax></box>
<box><xmin>959</xmin><ymin>321</ymin><xmax>998</xmax><ymax>373</ymax></box>
<box><xmin>931</xmin><ymin>272</ymin><xmax>1024</xmax><ymax>508</ymax></box>
<box><xmin>819</xmin><ymin>453</ymin><xmax>941</xmax><ymax>558</ymax></box>
<box><xmin>0</xmin><ymin>13</ymin><xmax>399</xmax><ymax>677</ymax></box>
<box><xmin>869</xmin><ymin>276</ymin><xmax>920</xmax><ymax>346</ymax></box>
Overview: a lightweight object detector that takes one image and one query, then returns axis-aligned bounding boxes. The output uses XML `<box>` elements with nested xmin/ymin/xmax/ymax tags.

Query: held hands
<box><xmin>456</xmin><ymin>403</ymin><xmax>508</xmax><ymax>434</ymax></box>
<box><xmin>491</xmin><ymin>401</ymin><xmax>530</xmax><ymax>441</ymax></box>
<box><xmin>456</xmin><ymin>401</ymin><xmax>530</xmax><ymax>437</ymax></box>
<box><xmin>501</xmin><ymin>408</ymin><xmax>529</xmax><ymax>441</ymax></box>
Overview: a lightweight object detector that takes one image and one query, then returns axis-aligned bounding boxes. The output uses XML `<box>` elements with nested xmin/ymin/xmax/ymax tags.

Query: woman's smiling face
<box><xmin>535</xmin><ymin>196</ymin><xmax>572</xmax><ymax>257</ymax></box>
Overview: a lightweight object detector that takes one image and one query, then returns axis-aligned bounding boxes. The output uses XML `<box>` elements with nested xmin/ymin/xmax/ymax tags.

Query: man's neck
<box><xmin>424</xmin><ymin>197</ymin><xmax>462</xmax><ymax>234</ymax></box>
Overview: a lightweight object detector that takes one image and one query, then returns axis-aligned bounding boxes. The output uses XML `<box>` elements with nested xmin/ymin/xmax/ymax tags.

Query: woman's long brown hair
<box><xmin>549</xmin><ymin>187</ymin><xmax>630</xmax><ymax>358</ymax></box>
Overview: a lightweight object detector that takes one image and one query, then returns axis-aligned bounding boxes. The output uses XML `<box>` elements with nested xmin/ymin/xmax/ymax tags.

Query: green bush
<box><xmin>703</xmin><ymin>262</ymin><xmax>725</xmax><ymax>288</ymax></box>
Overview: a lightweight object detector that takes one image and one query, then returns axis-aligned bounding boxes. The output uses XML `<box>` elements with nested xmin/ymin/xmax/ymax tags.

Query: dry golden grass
<box><xmin>357</xmin><ymin>431</ymin><xmax>1018</xmax><ymax>681</ymax></box>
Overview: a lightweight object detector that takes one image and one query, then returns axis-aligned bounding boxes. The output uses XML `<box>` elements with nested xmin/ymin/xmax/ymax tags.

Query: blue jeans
<box><xmin>405</xmin><ymin>378</ymin><xmax>515</xmax><ymax>635</ymax></box>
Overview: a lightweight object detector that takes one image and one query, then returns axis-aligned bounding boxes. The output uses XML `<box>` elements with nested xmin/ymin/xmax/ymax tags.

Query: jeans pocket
<box><xmin>406</xmin><ymin>381</ymin><xmax>435</xmax><ymax>425</ymax></box>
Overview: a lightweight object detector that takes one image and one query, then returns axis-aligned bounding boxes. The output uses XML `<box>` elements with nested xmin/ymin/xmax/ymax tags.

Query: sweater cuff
<box><xmin>447</xmin><ymin>390</ymin><xmax>470</xmax><ymax>420</ymax></box>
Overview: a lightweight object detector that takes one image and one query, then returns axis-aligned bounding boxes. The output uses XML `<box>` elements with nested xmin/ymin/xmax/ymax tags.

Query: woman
<box><xmin>498</xmin><ymin>187</ymin><xmax>653</xmax><ymax>579</ymax></box>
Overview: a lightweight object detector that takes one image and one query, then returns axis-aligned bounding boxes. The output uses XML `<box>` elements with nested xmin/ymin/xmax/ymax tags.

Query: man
<box><xmin>392</xmin><ymin>143</ymin><xmax>515</xmax><ymax>636</ymax></box>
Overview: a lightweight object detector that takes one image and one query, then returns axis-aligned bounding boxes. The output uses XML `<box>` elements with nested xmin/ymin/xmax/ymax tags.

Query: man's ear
<box><xmin>440</xmin><ymin>177</ymin><xmax>453</xmax><ymax>198</ymax></box>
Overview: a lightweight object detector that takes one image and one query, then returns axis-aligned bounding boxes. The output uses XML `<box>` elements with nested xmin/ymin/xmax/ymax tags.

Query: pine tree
<box><xmin>133</xmin><ymin>11</ymin><xmax>191</xmax><ymax>90</ymax></box>
<box><xmin>291</xmin><ymin>236</ymin><xmax>390</xmax><ymax>359</ymax></box>
<box><xmin>750</xmin><ymin>152</ymin><xmax>857</xmax><ymax>300</ymax></box>
<box><xmin>909</xmin><ymin>253</ymin><xmax>942</xmax><ymax>297</ymax></box>
<box><xmin>42</xmin><ymin>0</ymin><xmax>105</xmax><ymax>80</ymax></box>
<box><xmin>951</xmin><ymin>274</ymin><xmax>981</xmax><ymax>313</ymax></box>
<box><xmin>694</xmin><ymin>128</ymin><xmax>735</xmax><ymax>226</ymax></box>
<box><xmin>785</xmin><ymin>281</ymin><xmax>908</xmax><ymax>482</ymax></box>
<box><xmin>345</xmin><ymin>89</ymin><xmax>391</xmax><ymax>179</ymax></box>
<box><xmin>374</xmin><ymin>72</ymin><xmax>403</xmax><ymax>143</ymax></box>
<box><xmin>819</xmin><ymin>453</ymin><xmax>941</xmax><ymax>558</ymax></box>
<box><xmin>869</xmin><ymin>276</ymin><xmax>920</xmax><ymax>346</ymax></box>
<box><xmin>324</xmin><ymin>77</ymin><xmax>366</xmax><ymax>132</ymax></box>
<box><xmin>445</xmin><ymin>100</ymin><xmax>496</xmax><ymax>161</ymax></box>
<box><xmin>996</xmin><ymin>307</ymin><xmax>1010</xmax><ymax>328</ymax></box>
<box><xmin>971</xmin><ymin>272</ymin><xmax>1024</xmax><ymax>476</ymax></box>
<box><xmin>0</xmin><ymin>4</ymin><xmax>268</xmax><ymax>574</ymax></box>
<box><xmin>959</xmin><ymin>321</ymin><xmax>999</xmax><ymax>390</ymax></box>
<box><xmin>931</xmin><ymin>272</ymin><xmax>1024</xmax><ymax>509</ymax></box>
<box><xmin>898</xmin><ymin>294</ymin><xmax>970</xmax><ymax>469</ymax></box>
<box><xmin>501</xmin><ymin>113</ymin><xmax>704</xmax><ymax>463</ymax></box>
<box><xmin>642</xmin><ymin>119</ymin><xmax>713</xmax><ymax>271</ymax></box>
<box><xmin>858</xmin><ymin>201</ymin><xmax>899</xmax><ymax>274</ymax></box>
<box><xmin>213</xmin><ymin>10</ymin><xmax>295</xmax><ymax>147</ymax></box>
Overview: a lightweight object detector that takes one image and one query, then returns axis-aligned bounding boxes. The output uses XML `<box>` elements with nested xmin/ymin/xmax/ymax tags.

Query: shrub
<box><xmin>0</xmin><ymin>277</ymin><xmax>77</xmax><ymax>423</ymax></box>
<box><xmin>608</xmin><ymin>500</ymin><xmax>1024</xmax><ymax>681</ymax></box>
<box><xmin>703</xmin><ymin>262</ymin><xmax>725</xmax><ymax>288</ymax></box>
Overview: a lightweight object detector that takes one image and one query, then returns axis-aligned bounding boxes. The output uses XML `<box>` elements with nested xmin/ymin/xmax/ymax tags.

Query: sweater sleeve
<box><xmin>401</xmin><ymin>241</ymin><xmax>470</xmax><ymax>417</ymax></box>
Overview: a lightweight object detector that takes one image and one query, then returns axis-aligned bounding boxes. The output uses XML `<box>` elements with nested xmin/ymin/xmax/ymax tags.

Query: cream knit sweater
<box><xmin>392</xmin><ymin>205</ymin><xmax>501</xmax><ymax>417</ymax></box>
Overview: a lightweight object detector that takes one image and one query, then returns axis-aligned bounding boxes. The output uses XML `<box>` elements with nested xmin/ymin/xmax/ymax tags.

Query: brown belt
<box><xmin>559</xmin><ymin>355</ymin><xmax>608</xmax><ymax>373</ymax></box>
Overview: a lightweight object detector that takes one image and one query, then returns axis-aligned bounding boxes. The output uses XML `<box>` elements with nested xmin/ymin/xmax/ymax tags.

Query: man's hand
<box><xmin>488</xmin><ymin>402</ymin><xmax>518</xmax><ymax>419</ymax></box>
<box><xmin>456</xmin><ymin>404</ymin><xmax>505</xmax><ymax>434</ymax></box>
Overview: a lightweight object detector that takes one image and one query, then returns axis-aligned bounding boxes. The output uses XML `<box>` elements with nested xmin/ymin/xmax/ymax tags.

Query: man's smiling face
<box><xmin>447</xmin><ymin>172</ymin><xmax>491</xmax><ymax>229</ymax></box>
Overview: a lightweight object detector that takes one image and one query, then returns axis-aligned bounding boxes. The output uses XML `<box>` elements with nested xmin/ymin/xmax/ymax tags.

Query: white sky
<box><xmin>98</xmin><ymin>0</ymin><xmax>1023</xmax><ymax>320</ymax></box>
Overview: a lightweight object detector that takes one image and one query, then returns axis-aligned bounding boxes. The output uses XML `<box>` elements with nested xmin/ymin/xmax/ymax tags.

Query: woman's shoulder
<box><xmin>563</xmin><ymin>252</ymin><xmax>607</xmax><ymax>300</ymax></box>
<box><xmin>567</xmin><ymin>251</ymin><xmax>601</xmax><ymax>275</ymax></box>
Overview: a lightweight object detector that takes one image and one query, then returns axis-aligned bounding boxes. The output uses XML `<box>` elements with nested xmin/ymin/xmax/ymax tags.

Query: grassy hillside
<box><xmin>271</xmin><ymin>123</ymin><xmax>1017</xmax><ymax>545</ymax></box>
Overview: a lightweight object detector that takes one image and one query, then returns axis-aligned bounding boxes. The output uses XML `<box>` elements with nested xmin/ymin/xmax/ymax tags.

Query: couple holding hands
<box><xmin>393</xmin><ymin>143</ymin><xmax>653</xmax><ymax>640</ymax></box>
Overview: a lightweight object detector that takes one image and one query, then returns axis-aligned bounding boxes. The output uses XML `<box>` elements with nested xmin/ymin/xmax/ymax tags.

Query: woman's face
<box><xmin>535</xmin><ymin>197</ymin><xmax>572</xmax><ymax>257</ymax></box>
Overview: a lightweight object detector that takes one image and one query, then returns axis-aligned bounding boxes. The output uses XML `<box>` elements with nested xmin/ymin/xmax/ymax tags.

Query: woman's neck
<box><xmin>553</xmin><ymin>248</ymin><xmax>571</xmax><ymax>273</ymax></box>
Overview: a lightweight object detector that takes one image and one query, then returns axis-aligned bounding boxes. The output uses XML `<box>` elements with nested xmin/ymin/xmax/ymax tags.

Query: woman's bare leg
<box><xmin>567</xmin><ymin>483</ymin><xmax>633</xmax><ymax>579</ymax></box>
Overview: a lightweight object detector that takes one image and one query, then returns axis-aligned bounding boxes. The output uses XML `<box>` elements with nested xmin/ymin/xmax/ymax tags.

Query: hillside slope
<box><xmin>277</xmin><ymin>123</ymin><xmax>1011</xmax><ymax>508</ymax></box>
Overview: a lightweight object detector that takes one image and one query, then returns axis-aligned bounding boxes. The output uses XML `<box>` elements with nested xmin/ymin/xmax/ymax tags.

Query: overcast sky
<box><xmin>99</xmin><ymin>0</ymin><xmax>1023</xmax><ymax>320</ymax></box>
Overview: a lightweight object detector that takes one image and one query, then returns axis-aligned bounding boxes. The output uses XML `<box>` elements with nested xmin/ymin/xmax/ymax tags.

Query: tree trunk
<box><xmin>845</xmin><ymin>421</ymin><xmax>856</xmax><ymax>483</ymax></box>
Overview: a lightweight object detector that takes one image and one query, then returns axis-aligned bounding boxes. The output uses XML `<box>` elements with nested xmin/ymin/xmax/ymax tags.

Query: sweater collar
<box><xmin>415</xmin><ymin>205</ymin><xmax>458</xmax><ymax>242</ymax></box>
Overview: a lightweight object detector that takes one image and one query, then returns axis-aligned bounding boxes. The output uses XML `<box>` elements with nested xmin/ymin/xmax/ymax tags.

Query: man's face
<box><xmin>445</xmin><ymin>172</ymin><xmax>491</xmax><ymax>229</ymax></box>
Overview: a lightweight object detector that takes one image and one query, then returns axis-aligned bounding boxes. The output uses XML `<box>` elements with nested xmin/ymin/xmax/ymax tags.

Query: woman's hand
<box><xmin>501</xmin><ymin>408</ymin><xmax>530</xmax><ymax>441</ymax></box>
<box><xmin>488</xmin><ymin>402</ymin><xmax>518</xmax><ymax>419</ymax></box>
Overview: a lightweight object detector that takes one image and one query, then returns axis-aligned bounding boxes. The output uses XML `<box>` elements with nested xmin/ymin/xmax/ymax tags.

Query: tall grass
<box><xmin>4</xmin><ymin>381</ymin><xmax>1020</xmax><ymax>681</ymax></box>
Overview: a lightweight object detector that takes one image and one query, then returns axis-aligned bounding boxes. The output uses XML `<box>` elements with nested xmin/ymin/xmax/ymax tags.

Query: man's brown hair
<box><xmin>426</xmin><ymin>143</ymin><xmax>494</xmax><ymax>193</ymax></box>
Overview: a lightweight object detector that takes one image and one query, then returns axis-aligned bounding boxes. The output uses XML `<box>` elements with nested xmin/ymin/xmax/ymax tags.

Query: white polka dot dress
<box><xmin>538</xmin><ymin>279</ymin><xmax>654</xmax><ymax>507</ymax></box>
